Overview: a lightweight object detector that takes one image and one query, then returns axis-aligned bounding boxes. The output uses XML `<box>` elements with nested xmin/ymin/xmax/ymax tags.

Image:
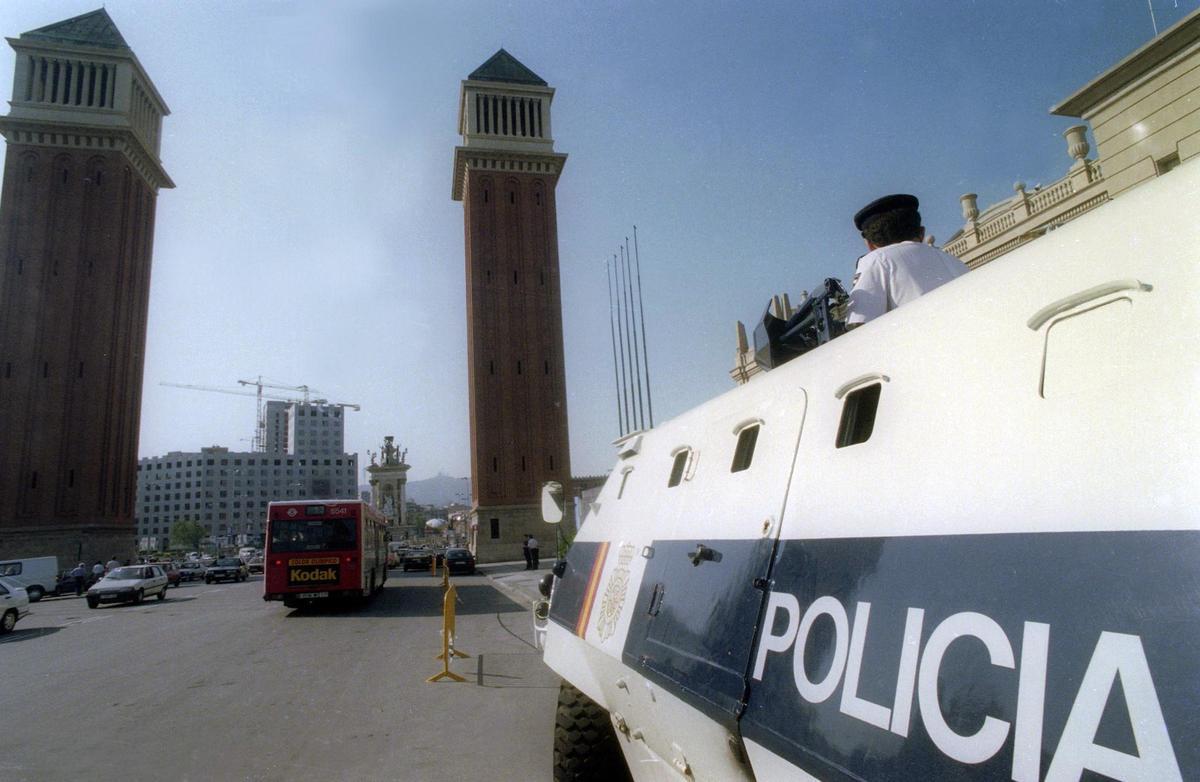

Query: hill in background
<box><xmin>358</xmin><ymin>473</ymin><xmax>470</xmax><ymax>506</ymax></box>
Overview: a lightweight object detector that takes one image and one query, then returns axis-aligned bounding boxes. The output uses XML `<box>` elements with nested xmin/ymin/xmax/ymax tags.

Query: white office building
<box><xmin>136</xmin><ymin>402</ymin><xmax>358</xmax><ymax>549</ymax></box>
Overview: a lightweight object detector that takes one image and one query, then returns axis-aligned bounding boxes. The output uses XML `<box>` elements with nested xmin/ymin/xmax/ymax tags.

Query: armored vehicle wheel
<box><xmin>553</xmin><ymin>681</ymin><xmax>630</xmax><ymax>782</ymax></box>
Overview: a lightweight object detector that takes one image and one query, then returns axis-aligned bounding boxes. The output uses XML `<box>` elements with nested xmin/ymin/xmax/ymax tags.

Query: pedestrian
<box><xmin>105</xmin><ymin>555</ymin><xmax>120</xmax><ymax>573</ymax></box>
<box><xmin>522</xmin><ymin>535</ymin><xmax>533</xmax><ymax>570</ymax></box>
<box><xmin>91</xmin><ymin>561</ymin><xmax>104</xmax><ymax>585</ymax></box>
<box><xmin>70</xmin><ymin>562</ymin><xmax>86</xmax><ymax>596</ymax></box>
<box><xmin>527</xmin><ymin>535</ymin><xmax>540</xmax><ymax>570</ymax></box>
<box><xmin>845</xmin><ymin>193</ymin><xmax>967</xmax><ymax>326</ymax></box>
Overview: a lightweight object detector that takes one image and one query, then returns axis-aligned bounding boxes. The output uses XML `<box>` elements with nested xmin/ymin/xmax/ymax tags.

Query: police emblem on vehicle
<box><xmin>595</xmin><ymin>543</ymin><xmax>635</xmax><ymax>641</ymax></box>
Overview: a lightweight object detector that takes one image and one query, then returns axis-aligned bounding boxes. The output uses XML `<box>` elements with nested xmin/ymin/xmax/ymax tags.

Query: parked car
<box><xmin>205</xmin><ymin>558</ymin><xmax>248</xmax><ymax>584</ymax></box>
<box><xmin>0</xmin><ymin>576</ymin><xmax>31</xmax><ymax>633</ymax></box>
<box><xmin>443</xmin><ymin>547</ymin><xmax>476</xmax><ymax>575</ymax></box>
<box><xmin>402</xmin><ymin>549</ymin><xmax>433</xmax><ymax>572</ymax></box>
<box><xmin>86</xmin><ymin>565</ymin><xmax>169</xmax><ymax>608</ymax></box>
<box><xmin>155</xmin><ymin>562</ymin><xmax>182</xmax><ymax>588</ymax></box>
<box><xmin>177</xmin><ymin>562</ymin><xmax>205</xmax><ymax>582</ymax></box>
<box><xmin>246</xmin><ymin>557</ymin><xmax>264</xmax><ymax>575</ymax></box>
<box><xmin>53</xmin><ymin>568</ymin><xmax>99</xmax><ymax>596</ymax></box>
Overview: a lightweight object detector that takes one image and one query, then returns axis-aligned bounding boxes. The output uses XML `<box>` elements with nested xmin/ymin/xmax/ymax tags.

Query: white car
<box><xmin>0</xmin><ymin>576</ymin><xmax>31</xmax><ymax>633</ymax></box>
<box><xmin>86</xmin><ymin>565</ymin><xmax>169</xmax><ymax>608</ymax></box>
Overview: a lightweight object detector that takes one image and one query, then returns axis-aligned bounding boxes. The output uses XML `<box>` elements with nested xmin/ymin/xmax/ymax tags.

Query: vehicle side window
<box><xmin>730</xmin><ymin>425</ymin><xmax>759</xmax><ymax>473</ymax></box>
<box><xmin>667</xmin><ymin>449</ymin><xmax>689</xmax><ymax>487</ymax></box>
<box><xmin>836</xmin><ymin>383</ymin><xmax>881</xmax><ymax>448</ymax></box>
<box><xmin>0</xmin><ymin>563</ymin><xmax>21</xmax><ymax>576</ymax></box>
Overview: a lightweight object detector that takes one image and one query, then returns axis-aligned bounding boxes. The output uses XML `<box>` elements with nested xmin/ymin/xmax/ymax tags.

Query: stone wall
<box><xmin>470</xmin><ymin>501</ymin><xmax>574</xmax><ymax>564</ymax></box>
<box><xmin>0</xmin><ymin>524</ymin><xmax>137</xmax><ymax>571</ymax></box>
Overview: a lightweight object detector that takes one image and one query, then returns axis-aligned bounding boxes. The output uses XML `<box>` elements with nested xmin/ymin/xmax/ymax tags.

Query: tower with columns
<box><xmin>0</xmin><ymin>10</ymin><xmax>173</xmax><ymax>565</ymax></box>
<box><xmin>452</xmin><ymin>50</ymin><xmax>572</xmax><ymax>563</ymax></box>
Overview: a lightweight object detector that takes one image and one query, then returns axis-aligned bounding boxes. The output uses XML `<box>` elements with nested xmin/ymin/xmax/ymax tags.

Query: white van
<box><xmin>0</xmin><ymin>556</ymin><xmax>58</xmax><ymax>602</ymax></box>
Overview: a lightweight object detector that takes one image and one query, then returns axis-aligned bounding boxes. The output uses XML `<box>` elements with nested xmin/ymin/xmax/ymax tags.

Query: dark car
<box><xmin>54</xmin><ymin>571</ymin><xmax>86</xmax><ymax>596</ymax></box>
<box><xmin>155</xmin><ymin>562</ymin><xmax>182</xmax><ymax>588</ymax></box>
<box><xmin>205</xmin><ymin>558</ymin><xmax>248</xmax><ymax>584</ymax></box>
<box><xmin>443</xmin><ymin>547</ymin><xmax>475</xmax><ymax>575</ymax></box>
<box><xmin>401</xmin><ymin>550</ymin><xmax>433</xmax><ymax>572</ymax></box>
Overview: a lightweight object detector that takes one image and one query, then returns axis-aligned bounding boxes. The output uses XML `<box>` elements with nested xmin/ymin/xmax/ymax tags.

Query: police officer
<box><xmin>846</xmin><ymin>194</ymin><xmax>966</xmax><ymax>326</ymax></box>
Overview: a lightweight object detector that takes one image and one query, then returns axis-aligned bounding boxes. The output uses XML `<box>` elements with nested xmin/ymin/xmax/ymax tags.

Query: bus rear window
<box><xmin>269</xmin><ymin>519</ymin><xmax>356</xmax><ymax>552</ymax></box>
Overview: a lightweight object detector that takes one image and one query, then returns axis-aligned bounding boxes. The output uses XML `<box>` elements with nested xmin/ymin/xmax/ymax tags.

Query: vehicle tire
<box><xmin>205</xmin><ymin>577</ymin><xmax>212</xmax><ymax>584</ymax></box>
<box><xmin>553</xmin><ymin>681</ymin><xmax>631</xmax><ymax>782</ymax></box>
<box><xmin>26</xmin><ymin>586</ymin><xmax>44</xmax><ymax>603</ymax></box>
<box><xmin>1</xmin><ymin>609</ymin><xmax>16</xmax><ymax>633</ymax></box>
<box><xmin>86</xmin><ymin>596</ymin><xmax>99</xmax><ymax>609</ymax></box>
<box><xmin>133</xmin><ymin>589</ymin><xmax>144</xmax><ymax>605</ymax></box>
<box><xmin>157</xmin><ymin>588</ymin><xmax>166</xmax><ymax>601</ymax></box>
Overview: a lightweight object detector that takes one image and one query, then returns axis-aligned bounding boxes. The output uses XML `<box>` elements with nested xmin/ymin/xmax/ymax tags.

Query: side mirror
<box><xmin>540</xmin><ymin>481</ymin><xmax>564</xmax><ymax>524</ymax></box>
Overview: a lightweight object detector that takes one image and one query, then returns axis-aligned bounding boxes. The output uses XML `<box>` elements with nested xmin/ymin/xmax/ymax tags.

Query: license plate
<box><xmin>297</xmin><ymin>592</ymin><xmax>328</xmax><ymax>599</ymax></box>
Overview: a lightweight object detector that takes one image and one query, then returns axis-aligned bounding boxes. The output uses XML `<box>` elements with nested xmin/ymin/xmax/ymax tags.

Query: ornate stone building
<box><xmin>452</xmin><ymin>50</ymin><xmax>573</xmax><ymax>563</ymax></box>
<box><xmin>943</xmin><ymin>8</ymin><xmax>1200</xmax><ymax>267</ymax></box>
<box><xmin>0</xmin><ymin>10</ymin><xmax>172</xmax><ymax>564</ymax></box>
<box><xmin>367</xmin><ymin>436</ymin><xmax>411</xmax><ymax>538</ymax></box>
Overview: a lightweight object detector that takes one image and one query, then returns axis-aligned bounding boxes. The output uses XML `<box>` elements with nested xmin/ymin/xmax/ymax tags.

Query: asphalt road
<box><xmin>0</xmin><ymin>570</ymin><xmax>559</xmax><ymax>781</ymax></box>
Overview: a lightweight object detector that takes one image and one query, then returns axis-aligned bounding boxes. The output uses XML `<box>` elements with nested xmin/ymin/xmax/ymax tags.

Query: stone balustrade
<box><xmin>943</xmin><ymin>145</ymin><xmax>1106</xmax><ymax>267</ymax></box>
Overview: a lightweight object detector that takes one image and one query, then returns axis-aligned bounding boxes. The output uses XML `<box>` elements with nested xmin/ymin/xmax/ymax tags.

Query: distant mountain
<box><xmin>404</xmin><ymin>473</ymin><xmax>471</xmax><ymax>506</ymax></box>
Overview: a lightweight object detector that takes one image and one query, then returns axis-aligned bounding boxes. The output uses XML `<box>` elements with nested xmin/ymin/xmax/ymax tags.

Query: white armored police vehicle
<box><xmin>539</xmin><ymin>160</ymin><xmax>1199</xmax><ymax>781</ymax></box>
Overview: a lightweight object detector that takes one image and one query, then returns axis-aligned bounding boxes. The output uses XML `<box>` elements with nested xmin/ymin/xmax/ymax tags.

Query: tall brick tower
<box><xmin>452</xmin><ymin>50</ymin><xmax>571</xmax><ymax>563</ymax></box>
<box><xmin>0</xmin><ymin>10</ymin><xmax>173</xmax><ymax>568</ymax></box>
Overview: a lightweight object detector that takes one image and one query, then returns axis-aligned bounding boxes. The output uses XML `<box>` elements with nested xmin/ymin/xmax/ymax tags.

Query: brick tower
<box><xmin>0</xmin><ymin>10</ymin><xmax>173</xmax><ymax>566</ymax></box>
<box><xmin>452</xmin><ymin>50</ymin><xmax>572</xmax><ymax>563</ymax></box>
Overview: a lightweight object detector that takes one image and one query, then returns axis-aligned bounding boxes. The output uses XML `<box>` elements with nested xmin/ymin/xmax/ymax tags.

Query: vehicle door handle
<box><xmin>1027</xmin><ymin>279</ymin><xmax>1152</xmax><ymax>330</ymax></box>
<box><xmin>687</xmin><ymin>544</ymin><xmax>721</xmax><ymax>566</ymax></box>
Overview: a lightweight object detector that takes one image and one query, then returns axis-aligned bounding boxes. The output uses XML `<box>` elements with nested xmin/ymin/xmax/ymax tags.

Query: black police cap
<box><xmin>854</xmin><ymin>194</ymin><xmax>919</xmax><ymax>231</ymax></box>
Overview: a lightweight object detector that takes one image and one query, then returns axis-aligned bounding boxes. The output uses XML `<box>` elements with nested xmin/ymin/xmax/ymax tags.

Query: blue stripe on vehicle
<box><xmin>611</xmin><ymin>531</ymin><xmax>1198</xmax><ymax>781</ymax></box>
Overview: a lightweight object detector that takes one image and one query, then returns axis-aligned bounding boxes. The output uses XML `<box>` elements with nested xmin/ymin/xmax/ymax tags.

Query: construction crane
<box><xmin>159</xmin><ymin>381</ymin><xmax>361</xmax><ymax>452</ymax></box>
<box><xmin>238</xmin><ymin>377</ymin><xmax>316</xmax><ymax>452</ymax></box>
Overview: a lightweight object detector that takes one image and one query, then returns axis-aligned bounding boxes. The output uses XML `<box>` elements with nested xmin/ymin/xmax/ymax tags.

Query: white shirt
<box><xmin>527</xmin><ymin>537</ymin><xmax>539</xmax><ymax>549</ymax></box>
<box><xmin>846</xmin><ymin>241</ymin><xmax>967</xmax><ymax>325</ymax></box>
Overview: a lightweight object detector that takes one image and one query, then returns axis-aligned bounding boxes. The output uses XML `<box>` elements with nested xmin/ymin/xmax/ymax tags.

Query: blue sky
<box><xmin>1</xmin><ymin>1</ymin><xmax>1194</xmax><ymax>482</ymax></box>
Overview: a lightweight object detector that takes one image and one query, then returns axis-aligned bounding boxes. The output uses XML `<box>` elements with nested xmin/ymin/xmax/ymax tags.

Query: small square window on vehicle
<box><xmin>667</xmin><ymin>449</ymin><xmax>690</xmax><ymax>487</ymax></box>
<box><xmin>730</xmin><ymin>425</ymin><xmax>759</xmax><ymax>473</ymax></box>
<box><xmin>836</xmin><ymin>383</ymin><xmax>881</xmax><ymax>448</ymax></box>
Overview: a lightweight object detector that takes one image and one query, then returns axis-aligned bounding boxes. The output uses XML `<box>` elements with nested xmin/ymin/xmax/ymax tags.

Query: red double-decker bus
<box><xmin>263</xmin><ymin>500</ymin><xmax>388</xmax><ymax>608</ymax></box>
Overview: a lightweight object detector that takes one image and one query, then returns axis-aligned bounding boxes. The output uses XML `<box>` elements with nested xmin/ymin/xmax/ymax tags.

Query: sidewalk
<box><xmin>477</xmin><ymin>560</ymin><xmax>549</xmax><ymax>607</ymax></box>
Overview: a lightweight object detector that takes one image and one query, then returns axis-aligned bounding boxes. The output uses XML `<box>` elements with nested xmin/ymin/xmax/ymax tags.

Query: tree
<box><xmin>172</xmin><ymin>519</ymin><xmax>206</xmax><ymax>551</ymax></box>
